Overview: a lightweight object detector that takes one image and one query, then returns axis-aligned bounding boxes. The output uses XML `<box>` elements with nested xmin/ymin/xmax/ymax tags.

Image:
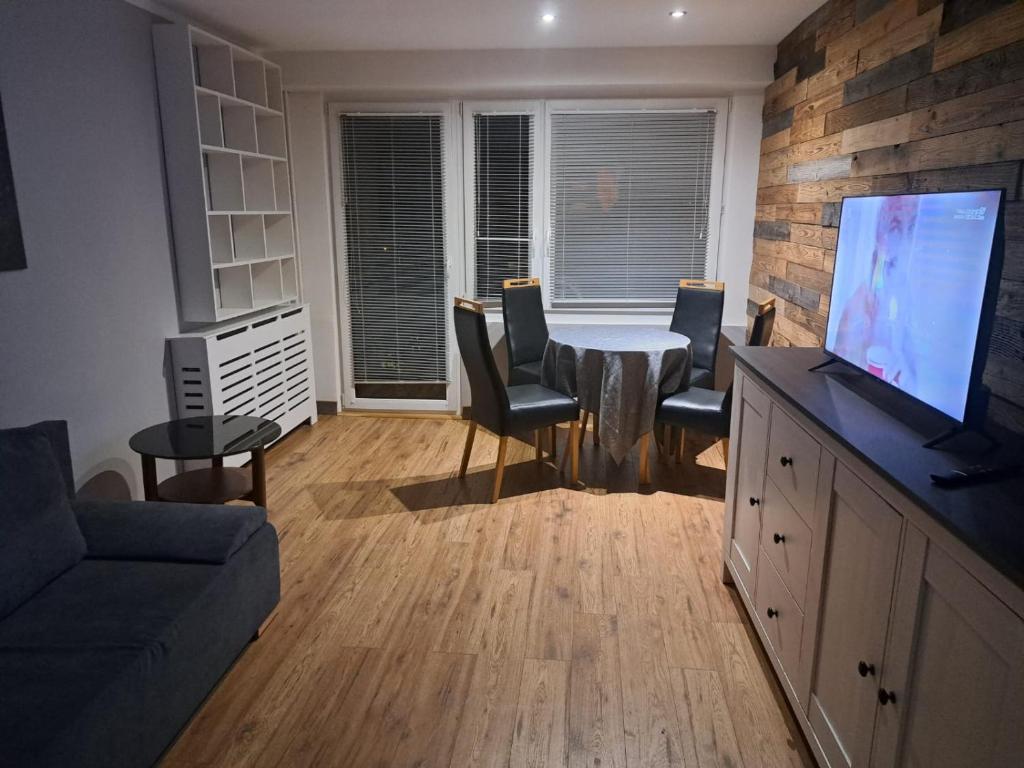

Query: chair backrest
<box><xmin>502</xmin><ymin>277</ymin><xmax>549</xmax><ymax>370</ymax></box>
<box><xmin>669</xmin><ymin>279</ymin><xmax>725</xmax><ymax>373</ymax></box>
<box><xmin>749</xmin><ymin>298</ymin><xmax>776</xmax><ymax>347</ymax></box>
<box><xmin>722</xmin><ymin>298</ymin><xmax>775</xmax><ymax>416</ymax></box>
<box><xmin>453</xmin><ymin>297</ymin><xmax>509</xmax><ymax>434</ymax></box>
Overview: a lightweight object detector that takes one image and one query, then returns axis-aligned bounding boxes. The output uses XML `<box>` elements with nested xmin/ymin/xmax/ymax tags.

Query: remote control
<box><xmin>930</xmin><ymin>463</ymin><xmax>1021</xmax><ymax>489</ymax></box>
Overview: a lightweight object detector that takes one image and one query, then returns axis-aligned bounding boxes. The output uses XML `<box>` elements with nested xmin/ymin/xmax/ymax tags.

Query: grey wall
<box><xmin>0</xmin><ymin>0</ymin><xmax>180</xmax><ymax>496</ymax></box>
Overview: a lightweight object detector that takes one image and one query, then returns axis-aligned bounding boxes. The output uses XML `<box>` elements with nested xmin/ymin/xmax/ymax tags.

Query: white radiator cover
<box><xmin>169</xmin><ymin>304</ymin><xmax>317</xmax><ymax>466</ymax></box>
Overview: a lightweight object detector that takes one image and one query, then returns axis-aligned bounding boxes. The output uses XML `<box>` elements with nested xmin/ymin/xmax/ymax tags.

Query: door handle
<box><xmin>878</xmin><ymin>689</ymin><xmax>897</xmax><ymax>706</ymax></box>
<box><xmin>749</xmin><ymin>496</ymin><xmax>760</xmax><ymax>506</ymax></box>
<box><xmin>858</xmin><ymin>661</ymin><xmax>875</xmax><ymax>677</ymax></box>
<box><xmin>780</xmin><ymin>456</ymin><xmax>793</xmax><ymax>467</ymax></box>
<box><xmin>773</xmin><ymin>532</ymin><xmax>785</xmax><ymax>544</ymax></box>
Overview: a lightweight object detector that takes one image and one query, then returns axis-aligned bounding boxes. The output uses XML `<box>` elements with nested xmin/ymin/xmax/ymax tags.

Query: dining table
<box><xmin>540</xmin><ymin>324</ymin><xmax>692</xmax><ymax>465</ymax></box>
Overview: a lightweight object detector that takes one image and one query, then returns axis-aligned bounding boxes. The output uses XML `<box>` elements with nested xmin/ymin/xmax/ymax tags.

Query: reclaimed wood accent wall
<box><xmin>751</xmin><ymin>0</ymin><xmax>1024</xmax><ymax>431</ymax></box>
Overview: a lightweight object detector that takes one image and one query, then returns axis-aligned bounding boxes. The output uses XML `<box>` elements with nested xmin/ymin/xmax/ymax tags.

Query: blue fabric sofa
<box><xmin>0</xmin><ymin>421</ymin><xmax>280</xmax><ymax>768</ymax></box>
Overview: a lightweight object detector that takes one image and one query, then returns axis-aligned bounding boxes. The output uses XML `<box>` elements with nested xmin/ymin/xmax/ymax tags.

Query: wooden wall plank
<box><xmin>794</xmin><ymin>85</ymin><xmax>845</xmax><ymax>123</ymax></box>
<box><xmin>850</xmin><ymin>120</ymin><xmax>1024</xmax><ymax>177</ymax></box>
<box><xmin>753</xmin><ymin>220</ymin><xmax>791</xmax><ymax>241</ymax></box>
<box><xmin>843</xmin><ymin>43</ymin><xmax>934</xmax><ymax>104</ymax></box>
<box><xmin>826</xmin><ymin>85</ymin><xmax>908</xmax><ymax>134</ymax></box>
<box><xmin>907</xmin><ymin>162</ymin><xmax>1022</xmax><ymax>199</ymax></box>
<box><xmin>761</xmin><ymin>129</ymin><xmax>792</xmax><ymax>154</ymax></box>
<box><xmin>825</xmin><ymin>0</ymin><xmax>919</xmax><ymax>65</ymax></box>
<box><xmin>765</xmin><ymin>67</ymin><xmax>798</xmax><ymax>101</ymax></box>
<box><xmin>940</xmin><ymin>0</ymin><xmax>1018</xmax><ymax>35</ymax></box>
<box><xmin>908</xmin><ymin>80</ymin><xmax>1024</xmax><ymax>140</ymax></box>
<box><xmin>931</xmin><ymin>2</ymin><xmax>1024</xmax><ymax>72</ymax></box>
<box><xmin>841</xmin><ymin>112</ymin><xmax>912</xmax><ymax>153</ymax></box>
<box><xmin>788</xmin><ymin>155</ymin><xmax>855</xmax><ymax>183</ymax></box>
<box><xmin>762</xmin><ymin>108</ymin><xmax>795</xmax><ymax>139</ymax></box>
<box><xmin>857</xmin><ymin>5</ymin><xmax>942</xmax><ymax>73</ymax></box>
<box><xmin>806</xmin><ymin>54</ymin><xmax>859</xmax><ymax>99</ymax></box>
<box><xmin>907</xmin><ymin>40</ymin><xmax>1024</xmax><ymax>111</ymax></box>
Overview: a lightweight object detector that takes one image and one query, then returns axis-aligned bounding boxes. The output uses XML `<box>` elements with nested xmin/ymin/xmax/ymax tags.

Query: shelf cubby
<box><xmin>208</xmin><ymin>215</ymin><xmax>234</xmax><ymax>264</ymax></box>
<box><xmin>252</xmin><ymin>260</ymin><xmax>283</xmax><ymax>304</ymax></box>
<box><xmin>256</xmin><ymin>114</ymin><xmax>286</xmax><ymax>158</ymax></box>
<box><xmin>205</xmin><ymin>152</ymin><xmax>244</xmax><ymax>211</ymax></box>
<box><xmin>242</xmin><ymin>157</ymin><xmax>276</xmax><ymax>212</ymax></box>
<box><xmin>192</xmin><ymin>35</ymin><xmax>234</xmax><ymax>95</ymax></box>
<box><xmin>273</xmin><ymin>161</ymin><xmax>291</xmax><ymax>210</ymax></box>
<box><xmin>232</xmin><ymin>214</ymin><xmax>266</xmax><ymax>261</ymax></box>
<box><xmin>281</xmin><ymin>257</ymin><xmax>298</xmax><ymax>299</ymax></box>
<box><xmin>265</xmin><ymin>66</ymin><xmax>283</xmax><ymax>112</ymax></box>
<box><xmin>221</xmin><ymin>104</ymin><xmax>258</xmax><ymax>153</ymax></box>
<box><xmin>196</xmin><ymin>92</ymin><xmax>223</xmax><ymax>146</ymax></box>
<box><xmin>155</xmin><ymin>22</ymin><xmax>298</xmax><ymax>322</ymax></box>
<box><xmin>233</xmin><ymin>53</ymin><xmax>267</xmax><ymax>107</ymax></box>
<box><xmin>264</xmin><ymin>214</ymin><xmax>294</xmax><ymax>258</ymax></box>
<box><xmin>215</xmin><ymin>264</ymin><xmax>253</xmax><ymax>310</ymax></box>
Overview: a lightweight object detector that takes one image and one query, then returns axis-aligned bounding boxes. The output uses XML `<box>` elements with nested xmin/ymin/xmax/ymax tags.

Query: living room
<box><xmin>1</xmin><ymin>0</ymin><xmax>1023</xmax><ymax>766</ymax></box>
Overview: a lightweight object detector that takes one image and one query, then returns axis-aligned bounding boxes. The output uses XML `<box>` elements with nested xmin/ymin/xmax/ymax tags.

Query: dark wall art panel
<box><xmin>0</xmin><ymin>91</ymin><xmax>26</xmax><ymax>272</ymax></box>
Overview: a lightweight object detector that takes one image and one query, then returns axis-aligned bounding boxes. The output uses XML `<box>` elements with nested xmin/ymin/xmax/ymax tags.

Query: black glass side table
<box><xmin>129</xmin><ymin>415</ymin><xmax>281</xmax><ymax>508</ymax></box>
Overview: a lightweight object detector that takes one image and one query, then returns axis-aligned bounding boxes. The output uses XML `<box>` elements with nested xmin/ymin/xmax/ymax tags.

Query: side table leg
<box><xmin>141</xmin><ymin>455</ymin><xmax>158</xmax><ymax>501</ymax></box>
<box><xmin>212</xmin><ymin>455</ymin><xmax>223</xmax><ymax>468</ymax></box>
<box><xmin>252</xmin><ymin>446</ymin><xmax>268</xmax><ymax>508</ymax></box>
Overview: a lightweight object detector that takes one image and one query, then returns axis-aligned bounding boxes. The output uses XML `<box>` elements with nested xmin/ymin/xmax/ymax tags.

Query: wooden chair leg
<box><xmin>491</xmin><ymin>436</ymin><xmax>509</xmax><ymax>503</ymax></box>
<box><xmin>722</xmin><ymin>437</ymin><xmax>730</xmax><ymax>469</ymax></box>
<box><xmin>535</xmin><ymin>430</ymin><xmax>543</xmax><ymax>463</ymax></box>
<box><xmin>579</xmin><ymin>411</ymin><xmax>590</xmax><ymax>449</ymax></box>
<box><xmin>592</xmin><ymin>410</ymin><xmax>600</xmax><ymax>446</ymax></box>
<box><xmin>675</xmin><ymin>427</ymin><xmax>685</xmax><ymax>465</ymax></box>
<box><xmin>639</xmin><ymin>432</ymin><xmax>651</xmax><ymax>485</ymax></box>
<box><xmin>459</xmin><ymin>421</ymin><xmax>477</xmax><ymax>478</ymax></box>
<box><xmin>569</xmin><ymin>420</ymin><xmax>580</xmax><ymax>484</ymax></box>
<box><xmin>549</xmin><ymin>425</ymin><xmax>557</xmax><ymax>461</ymax></box>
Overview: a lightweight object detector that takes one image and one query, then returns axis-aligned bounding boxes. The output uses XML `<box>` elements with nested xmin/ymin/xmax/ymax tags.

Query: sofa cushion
<box><xmin>2</xmin><ymin>420</ymin><xmax>77</xmax><ymax>499</ymax></box>
<box><xmin>0</xmin><ymin>524</ymin><xmax>280</xmax><ymax>768</ymax></box>
<box><xmin>74</xmin><ymin>499</ymin><xmax>267</xmax><ymax>564</ymax></box>
<box><xmin>0</xmin><ymin>430</ymin><xmax>86</xmax><ymax>621</ymax></box>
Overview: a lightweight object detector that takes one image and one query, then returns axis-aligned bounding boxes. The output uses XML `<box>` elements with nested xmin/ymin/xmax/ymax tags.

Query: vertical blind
<box><xmin>549</xmin><ymin>109</ymin><xmax>717</xmax><ymax>303</ymax></box>
<box><xmin>340</xmin><ymin>115</ymin><xmax>448</xmax><ymax>392</ymax></box>
<box><xmin>473</xmin><ymin>113</ymin><xmax>534</xmax><ymax>301</ymax></box>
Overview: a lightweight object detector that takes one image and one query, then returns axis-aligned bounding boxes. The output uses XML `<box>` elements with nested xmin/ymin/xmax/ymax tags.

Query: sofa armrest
<box><xmin>72</xmin><ymin>500</ymin><xmax>267</xmax><ymax>564</ymax></box>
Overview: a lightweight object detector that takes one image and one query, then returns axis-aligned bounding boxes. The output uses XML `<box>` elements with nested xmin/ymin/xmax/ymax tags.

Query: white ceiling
<box><xmin>155</xmin><ymin>0</ymin><xmax>822</xmax><ymax>52</ymax></box>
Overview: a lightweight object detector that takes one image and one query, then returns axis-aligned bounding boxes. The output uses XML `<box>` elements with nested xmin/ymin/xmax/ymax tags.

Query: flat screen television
<box><xmin>823</xmin><ymin>189</ymin><xmax>1005</xmax><ymax>426</ymax></box>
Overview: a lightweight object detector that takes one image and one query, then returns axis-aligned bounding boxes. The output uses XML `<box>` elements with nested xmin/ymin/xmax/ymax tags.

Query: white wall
<box><xmin>0</xmin><ymin>0</ymin><xmax>180</xmax><ymax>496</ymax></box>
<box><xmin>275</xmin><ymin>45</ymin><xmax>771</xmax><ymax>410</ymax></box>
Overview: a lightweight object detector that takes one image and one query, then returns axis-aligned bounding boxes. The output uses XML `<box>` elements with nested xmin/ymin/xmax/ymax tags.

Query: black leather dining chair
<box><xmin>454</xmin><ymin>297</ymin><xmax>580</xmax><ymax>502</ymax></box>
<box><xmin>657</xmin><ymin>298</ymin><xmax>775</xmax><ymax>468</ymax></box>
<box><xmin>502</xmin><ymin>277</ymin><xmax>549</xmax><ymax>386</ymax></box>
<box><xmin>669</xmin><ymin>279</ymin><xmax>726</xmax><ymax>390</ymax></box>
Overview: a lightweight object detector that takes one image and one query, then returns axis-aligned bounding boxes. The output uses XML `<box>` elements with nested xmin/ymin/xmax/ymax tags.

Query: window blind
<box><xmin>473</xmin><ymin>113</ymin><xmax>534</xmax><ymax>301</ymax></box>
<box><xmin>340</xmin><ymin>115</ymin><xmax>448</xmax><ymax>393</ymax></box>
<box><xmin>549</xmin><ymin>110</ymin><xmax>717</xmax><ymax>303</ymax></box>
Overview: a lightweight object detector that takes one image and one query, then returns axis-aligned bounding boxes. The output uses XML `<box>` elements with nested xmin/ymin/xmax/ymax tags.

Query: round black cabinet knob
<box><xmin>780</xmin><ymin>456</ymin><xmax>793</xmax><ymax>467</ymax></box>
<box><xmin>858</xmin><ymin>661</ymin><xmax>876</xmax><ymax>678</ymax></box>
<box><xmin>749</xmin><ymin>497</ymin><xmax>760</xmax><ymax>507</ymax></box>
<box><xmin>878</xmin><ymin>689</ymin><xmax>897</xmax><ymax>706</ymax></box>
<box><xmin>766</xmin><ymin>607</ymin><xmax>778</xmax><ymax>619</ymax></box>
<box><xmin>773</xmin><ymin>532</ymin><xmax>785</xmax><ymax>544</ymax></box>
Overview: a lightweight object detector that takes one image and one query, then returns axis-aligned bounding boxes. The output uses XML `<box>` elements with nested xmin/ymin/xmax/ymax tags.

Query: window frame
<box><xmin>327</xmin><ymin>101</ymin><xmax>463</xmax><ymax>413</ymax></box>
<box><xmin>461</xmin><ymin>100</ymin><xmax>545</xmax><ymax>307</ymax></box>
<box><xmin>542</xmin><ymin>98</ymin><xmax>730</xmax><ymax>309</ymax></box>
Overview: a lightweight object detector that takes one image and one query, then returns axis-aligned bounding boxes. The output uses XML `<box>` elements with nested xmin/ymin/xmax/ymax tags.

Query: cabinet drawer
<box><xmin>755</xmin><ymin>550</ymin><xmax>804</xmax><ymax>685</ymax></box>
<box><xmin>766</xmin><ymin>406</ymin><xmax>821</xmax><ymax>524</ymax></box>
<box><xmin>760</xmin><ymin>478</ymin><xmax>813</xmax><ymax>607</ymax></box>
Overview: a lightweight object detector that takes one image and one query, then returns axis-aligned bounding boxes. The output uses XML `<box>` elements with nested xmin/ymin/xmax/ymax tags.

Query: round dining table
<box><xmin>540</xmin><ymin>324</ymin><xmax>692</xmax><ymax>464</ymax></box>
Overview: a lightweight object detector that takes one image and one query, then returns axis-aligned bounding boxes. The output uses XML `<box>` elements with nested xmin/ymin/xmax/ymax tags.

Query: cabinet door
<box><xmin>871</xmin><ymin>526</ymin><xmax>1024</xmax><ymax>767</ymax></box>
<box><xmin>807</xmin><ymin>463</ymin><xmax>903</xmax><ymax>768</ymax></box>
<box><xmin>726</xmin><ymin>372</ymin><xmax>771</xmax><ymax>599</ymax></box>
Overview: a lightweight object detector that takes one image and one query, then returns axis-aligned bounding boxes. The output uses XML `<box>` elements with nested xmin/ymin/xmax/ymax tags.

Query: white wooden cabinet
<box><xmin>870</xmin><ymin>526</ymin><xmax>1024</xmax><ymax>768</ymax></box>
<box><xmin>722</xmin><ymin>365</ymin><xmax>1024</xmax><ymax>768</ymax></box>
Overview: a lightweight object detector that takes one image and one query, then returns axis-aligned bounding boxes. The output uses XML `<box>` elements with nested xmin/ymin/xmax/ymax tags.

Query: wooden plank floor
<box><xmin>161</xmin><ymin>415</ymin><xmax>814</xmax><ymax>768</ymax></box>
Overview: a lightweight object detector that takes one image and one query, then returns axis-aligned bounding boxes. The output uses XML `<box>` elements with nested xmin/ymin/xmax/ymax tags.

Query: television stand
<box><xmin>808</xmin><ymin>356</ymin><xmax>845</xmax><ymax>373</ymax></box>
<box><xmin>922</xmin><ymin>425</ymin><xmax>999</xmax><ymax>452</ymax></box>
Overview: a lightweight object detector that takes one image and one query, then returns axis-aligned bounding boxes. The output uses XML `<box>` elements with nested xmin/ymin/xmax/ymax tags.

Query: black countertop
<box><xmin>733</xmin><ymin>346</ymin><xmax>1024</xmax><ymax>591</ymax></box>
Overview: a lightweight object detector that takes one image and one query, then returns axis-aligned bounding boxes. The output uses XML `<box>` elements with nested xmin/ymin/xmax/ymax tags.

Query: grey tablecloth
<box><xmin>541</xmin><ymin>325</ymin><xmax>692</xmax><ymax>463</ymax></box>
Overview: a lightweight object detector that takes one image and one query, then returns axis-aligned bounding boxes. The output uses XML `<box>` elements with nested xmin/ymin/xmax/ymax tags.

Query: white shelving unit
<box><xmin>154</xmin><ymin>23</ymin><xmax>298</xmax><ymax>323</ymax></box>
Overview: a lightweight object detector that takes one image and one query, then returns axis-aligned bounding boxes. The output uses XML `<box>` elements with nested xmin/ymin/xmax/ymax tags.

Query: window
<box><xmin>339</xmin><ymin>113</ymin><xmax>449</xmax><ymax>400</ymax></box>
<box><xmin>547</xmin><ymin>105</ymin><xmax>721</xmax><ymax>304</ymax></box>
<box><xmin>465</xmin><ymin>106</ymin><xmax>539</xmax><ymax>302</ymax></box>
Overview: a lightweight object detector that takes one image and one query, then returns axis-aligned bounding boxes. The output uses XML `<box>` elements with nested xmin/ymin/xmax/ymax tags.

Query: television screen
<box><xmin>824</xmin><ymin>190</ymin><xmax>1003</xmax><ymax>423</ymax></box>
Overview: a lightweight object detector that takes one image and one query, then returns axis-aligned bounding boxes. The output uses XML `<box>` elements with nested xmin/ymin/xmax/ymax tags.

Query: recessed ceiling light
<box><xmin>670</xmin><ymin>9</ymin><xmax>687</xmax><ymax>18</ymax></box>
<box><xmin>541</xmin><ymin>13</ymin><xmax>556</xmax><ymax>23</ymax></box>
